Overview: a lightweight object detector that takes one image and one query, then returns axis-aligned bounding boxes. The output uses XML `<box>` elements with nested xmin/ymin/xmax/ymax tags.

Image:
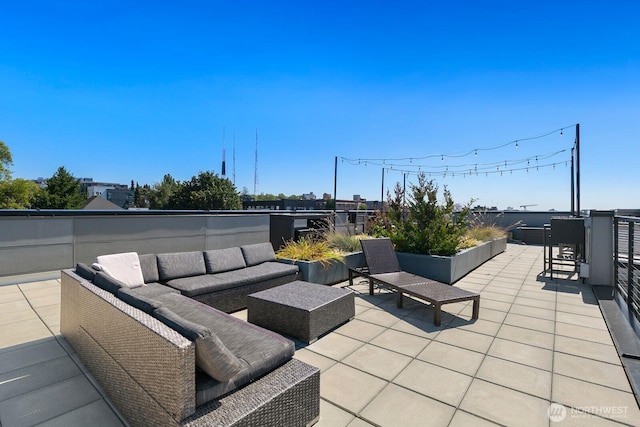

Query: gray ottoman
<box><xmin>247</xmin><ymin>281</ymin><xmax>355</xmax><ymax>343</ymax></box>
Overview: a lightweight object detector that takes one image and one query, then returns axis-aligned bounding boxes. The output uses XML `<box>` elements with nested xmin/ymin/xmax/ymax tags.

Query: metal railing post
<box><xmin>628</xmin><ymin>221</ymin><xmax>634</xmax><ymax>307</ymax></box>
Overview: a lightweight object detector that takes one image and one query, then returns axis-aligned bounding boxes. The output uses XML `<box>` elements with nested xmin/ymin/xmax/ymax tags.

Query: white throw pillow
<box><xmin>94</xmin><ymin>252</ymin><xmax>145</xmax><ymax>288</ymax></box>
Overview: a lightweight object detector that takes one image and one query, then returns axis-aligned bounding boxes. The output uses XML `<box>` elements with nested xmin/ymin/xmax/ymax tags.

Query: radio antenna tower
<box><xmin>232</xmin><ymin>133</ymin><xmax>236</xmax><ymax>185</ymax></box>
<box><xmin>253</xmin><ymin>129</ymin><xmax>258</xmax><ymax>196</ymax></box>
<box><xmin>221</xmin><ymin>126</ymin><xmax>227</xmax><ymax>177</ymax></box>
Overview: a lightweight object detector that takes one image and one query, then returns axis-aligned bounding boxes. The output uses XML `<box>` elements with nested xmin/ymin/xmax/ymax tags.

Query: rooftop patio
<box><xmin>1</xmin><ymin>243</ymin><xmax>639</xmax><ymax>426</ymax></box>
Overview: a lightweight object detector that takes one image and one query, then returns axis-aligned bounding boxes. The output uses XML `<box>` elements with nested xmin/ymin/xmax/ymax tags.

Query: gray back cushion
<box><xmin>203</xmin><ymin>248</ymin><xmax>247</xmax><ymax>274</ymax></box>
<box><xmin>92</xmin><ymin>272</ymin><xmax>124</xmax><ymax>294</ymax></box>
<box><xmin>138</xmin><ymin>254</ymin><xmax>160</xmax><ymax>283</ymax></box>
<box><xmin>240</xmin><ymin>242</ymin><xmax>276</xmax><ymax>266</ymax></box>
<box><xmin>157</xmin><ymin>251</ymin><xmax>206</xmax><ymax>281</ymax></box>
<box><xmin>75</xmin><ymin>263</ymin><xmax>96</xmax><ymax>281</ymax></box>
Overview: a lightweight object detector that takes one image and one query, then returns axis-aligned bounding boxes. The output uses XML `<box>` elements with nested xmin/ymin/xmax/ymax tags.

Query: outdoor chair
<box><xmin>348</xmin><ymin>238</ymin><xmax>480</xmax><ymax>326</ymax></box>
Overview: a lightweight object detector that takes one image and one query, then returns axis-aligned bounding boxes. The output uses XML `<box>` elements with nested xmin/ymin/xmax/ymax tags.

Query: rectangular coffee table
<box><xmin>247</xmin><ymin>281</ymin><xmax>355</xmax><ymax>343</ymax></box>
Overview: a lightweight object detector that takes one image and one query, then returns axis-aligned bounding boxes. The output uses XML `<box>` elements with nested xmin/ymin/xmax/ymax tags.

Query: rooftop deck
<box><xmin>1</xmin><ymin>244</ymin><xmax>639</xmax><ymax>426</ymax></box>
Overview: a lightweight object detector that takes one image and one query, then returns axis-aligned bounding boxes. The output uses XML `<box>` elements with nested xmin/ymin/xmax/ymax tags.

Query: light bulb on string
<box><xmin>515</xmin><ymin>140</ymin><xmax>519</xmax><ymax>149</ymax></box>
<box><xmin>474</xmin><ymin>149</ymin><xmax>478</xmax><ymax>157</ymax></box>
<box><xmin>441</xmin><ymin>155</ymin><xmax>444</xmax><ymax>162</ymax></box>
<box><xmin>560</xmin><ymin>129</ymin><xmax>563</xmax><ymax>137</ymax></box>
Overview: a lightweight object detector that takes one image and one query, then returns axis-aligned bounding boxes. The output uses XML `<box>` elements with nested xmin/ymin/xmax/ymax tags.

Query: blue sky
<box><xmin>1</xmin><ymin>1</ymin><xmax>638</xmax><ymax>210</ymax></box>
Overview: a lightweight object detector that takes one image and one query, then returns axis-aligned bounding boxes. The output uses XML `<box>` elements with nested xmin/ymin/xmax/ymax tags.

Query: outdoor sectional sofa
<box><xmin>60</xmin><ymin>243</ymin><xmax>320</xmax><ymax>427</ymax></box>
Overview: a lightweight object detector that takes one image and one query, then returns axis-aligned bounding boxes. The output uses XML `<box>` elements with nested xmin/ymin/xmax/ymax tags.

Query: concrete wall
<box><xmin>0</xmin><ymin>213</ymin><xmax>269</xmax><ymax>277</ymax></box>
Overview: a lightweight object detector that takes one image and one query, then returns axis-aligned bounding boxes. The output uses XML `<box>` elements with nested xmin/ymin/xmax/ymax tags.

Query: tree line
<box><xmin>0</xmin><ymin>140</ymin><xmax>240</xmax><ymax>210</ymax></box>
<box><xmin>1</xmin><ymin>140</ymin><xmax>311</xmax><ymax>210</ymax></box>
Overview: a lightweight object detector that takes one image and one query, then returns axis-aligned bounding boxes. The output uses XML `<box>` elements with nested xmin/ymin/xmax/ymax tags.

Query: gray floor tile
<box><xmin>35</xmin><ymin>399</ymin><xmax>125</xmax><ymax>427</ymax></box>
<box><xmin>321</xmin><ymin>363</ymin><xmax>387</xmax><ymax>413</ymax></box>
<box><xmin>369</xmin><ymin>328</ymin><xmax>430</xmax><ymax>357</ymax></box>
<box><xmin>503</xmin><ymin>312</ymin><xmax>555</xmax><ymax>334</ymax></box>
<box><xmin>552</xmin><ymin>374</ymin><xmax>640</xmax><ymax>424</ymax></box>
<box><xmin>435</xmin><ymin>327</ymin><xmax>494</xmax><ymax>354</ymax></box>
<box><xmin>293</xmin><ymin>348</ymin><xmax>337</xmax><ymax>373</ymax></box>
<box><xmin>393</xmin><ymin>359</ymin><xmax>473</xmax><ymax>406</ymax></box>
<box><xmin>496</xmin><ymin>324</ymin><xmax>555</xmax><ymax>350</ymax></box>
<box><xmin>554</xmin><ymin>336</ymin><xmax>620</xmax><ymax>365</ymax></box>
<box><xmin>449</xmin><ymin>410</ymin><xmax>502</xmax><ymax>426</ymax></box>
<box><xmin>342</xmin><ymin>344</ymin><xmax>412</xmax><ymax>381</ymax></box>
<box><xmin>488</xmin><ymin>338</ymin><xmax>553</xmax><ymax>371</ymax></box>
<box><xmin>0</xmin><ymin>375</ymin><xmax>101</xmax><ymax>427</ymax></box>
<box><xmin>334</xmin><ymin>318</ymin><xmax>386</xmax><ymax>342</ymax></box>
<box><xmin>0</xmin><ymin>339</ymin><xmax>67</xmax><ymax>375</ymax></box>
<box><xmin>476</xmin><ymin>355</ymin><xmax>551</xmax><ymax>400</ymax></box>
<box><xmin>460</xmin><ymin>379</ymin><xmax>551</xmax><ymax>427</ymax></box>
<box><xmin>306</xmin><ymin>333</ymin><xmax>364</xmax><ymax>361</ymax></box>
<box><xmin>0</xmin><ymin>356</ymin><xmax>81</xmax><ymax>401</ymax></box>
<box><xmin>315</xmin><ymin>399</ymin><xmax>354</xmax><ymax>427</ymax></box>
<box><xmin>360</xmin><ymin>383</ymin><xmax>455</xmax><ymax>427</ymax></box>
<box><xmin>417</xmin><ymin>340</ymin><xmax>485</xmax><ymax>376</ymax></box>
<box><xmin>553</xmin><ymin>352</ymin><xmax>632</xmax><ymax>392</ymax></box>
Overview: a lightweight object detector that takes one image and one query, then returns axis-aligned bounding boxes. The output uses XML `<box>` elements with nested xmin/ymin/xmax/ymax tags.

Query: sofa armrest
<box><xmin>61</xmin><ymin>270</ymin><xmax>197</xmax><ymax>424</ymax></box>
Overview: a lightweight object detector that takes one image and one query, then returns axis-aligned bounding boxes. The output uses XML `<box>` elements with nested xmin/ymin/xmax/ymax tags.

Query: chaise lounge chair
<box><xmin>348</xmin><ymin>238</ymin><xmax>480</xmax><ymax>326</ymax></box>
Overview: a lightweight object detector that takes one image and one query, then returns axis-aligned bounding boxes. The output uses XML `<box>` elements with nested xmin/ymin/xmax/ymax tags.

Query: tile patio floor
<box><xmin>1</xmin><ymin>244</ymin><xmax>639</xmax><ymax>426</ymax></box>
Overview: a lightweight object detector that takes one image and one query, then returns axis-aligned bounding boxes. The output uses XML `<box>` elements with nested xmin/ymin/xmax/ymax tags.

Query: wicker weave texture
<box><xmin>60</xmin><ymin>270</ymin><xmax>81</xmax><ymax>350</ymax></box>
<box><xmin>62</xmin><ymin>269</ymin><xmax>321</xmax><ymax>426</ymax></box>
<box><xmin>182</xmin><ymin>359</ymin><xmax>320</xmax><ymax>427</ymax></box>
<box><xmin>247</xmin><ymin>282</ymin><xmax>355</xmax><ymax>343</ymax></box>
<box><xmin>77</xmin><ymin>327</ymin><xmax>180</xmax><ymax>427</ymax></box>
<box><xmin>77</xmin><ymin>278</ymin><xmax>196</xmax><ymax>421</ymax></box>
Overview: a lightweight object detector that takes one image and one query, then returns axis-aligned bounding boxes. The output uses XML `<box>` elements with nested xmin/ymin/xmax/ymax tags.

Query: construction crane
<box><xmin>520</xmin><ymin>204</ymin><xmax>538</xmax><ymax>210</ymax></box>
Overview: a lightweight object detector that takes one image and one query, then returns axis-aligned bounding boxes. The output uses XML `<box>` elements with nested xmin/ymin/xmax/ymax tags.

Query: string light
<box><xmin>339</xmin><ymin>124</ymin><xmax>576</xmax><ymax>181</ymax></box>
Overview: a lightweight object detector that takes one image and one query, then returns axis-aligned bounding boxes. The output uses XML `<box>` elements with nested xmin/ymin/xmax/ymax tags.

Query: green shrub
<box><xmin>325</xmin><ymin>232</ymin><xmax>369</xmax><ymax>253</ymax></box>
<box><xmin>368</xmin><ymin>173</ymin><xmax>472</xmax><ymax>256</ymax></box>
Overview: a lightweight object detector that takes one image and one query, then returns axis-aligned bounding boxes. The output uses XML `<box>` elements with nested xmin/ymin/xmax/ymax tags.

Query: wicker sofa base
<box><xmin>61</xmin><ymin>270</ymin><xmax>320</xmax><ymax>427</ymax></box>
<box><xmin>182</xmin><ymin>358</ymin><xmax>319</xmax><ymax>427</ymax></box>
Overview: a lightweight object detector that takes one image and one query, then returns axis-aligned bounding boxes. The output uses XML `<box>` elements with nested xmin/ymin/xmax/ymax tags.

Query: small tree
<box><xmin>0</xmin><ymin>178</ymin><xmax>40</xmax><ymax>208</ymax></box>
<box><xmin>369</xmin><ymin>173</ymin><xmax>472</xmax><ymax>256</ymax></box>
<box><xmin>33</xmin><ymin>166</ymin><xmax>85</xmax><ymax>209</ymax></box>
<box><xmin>148</xmin><ymin>174</ymin><xmax>179</xmax><ymax>209</ymax></box>
<box><xmin>167</xmin><ymin>171</ymin><xmax>241</xmax><ymax>210</ymax></box>
<box><xmin>0</xmin><ymin>140</ymin><xmax>12</xmax><ymax>181</ymax></box>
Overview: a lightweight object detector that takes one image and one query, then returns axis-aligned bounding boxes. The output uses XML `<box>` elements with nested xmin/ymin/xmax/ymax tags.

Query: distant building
<box><xmin>302</xmin><ymin>192</ymin><xmax>316</xmax><ymax>200</ymax></box>
<box><xmin>243</xmin><ymin>199</ymin><xmax>326</xmax><ymax>210</ymax></box>
<box><xmin>106</xmin><ymin>188</ymin><xmax>135</xmax><ymax>209</ymax></box>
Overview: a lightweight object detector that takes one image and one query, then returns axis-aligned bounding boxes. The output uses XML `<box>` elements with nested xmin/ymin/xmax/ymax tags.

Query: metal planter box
<box><xmin>396</xmin><ymin>237</ymin><xmax>507</xmax><ymax>284</ymax></box>
<box><xmin>278</xmin><ymin>251</ymin><xmax>364</xmax><ymax>285</ymax></box>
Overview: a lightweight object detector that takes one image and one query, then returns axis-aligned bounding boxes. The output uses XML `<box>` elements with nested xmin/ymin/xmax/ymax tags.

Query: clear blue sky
<box><xmin>1</xmin><ymin>1</ymin><xmax>638</xmax><ymax>210</ymax></box>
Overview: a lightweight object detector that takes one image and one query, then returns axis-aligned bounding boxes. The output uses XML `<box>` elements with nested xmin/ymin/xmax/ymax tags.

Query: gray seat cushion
<box><xmin>157</xmin><ymin>251</ymin><xmax>206</xmax><ymax>281</ymax></box>
<box><xmin>165</xmin><ymin>262</ymin><xmax>299</xmax><ymax>297</ymax></box>
<box><xmin>117</xmin><ymin>283</ymin><xmax>179</xmax><ymax>314</ymax></box>
<box><xmin>204</xmin><ymin>248</ymin><xmax>247</xmax><ymax>274</ymax></box>
<box><xmin>154</xmin><ymin>305</ymin><xmax>243</xmax><ymax>383</ymax></box>
<box><xmin>240</xmin><ymin>242</ymin><xmax>276</xmax><ymax>266</ymax></box>
<box><xmin>154</xmin><ymin>293</ymin><xmax>294</xmax><ymax>405</ymax></box>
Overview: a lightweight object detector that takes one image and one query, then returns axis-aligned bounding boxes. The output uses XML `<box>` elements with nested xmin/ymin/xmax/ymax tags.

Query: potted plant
<box><xmin>369</xmin><ymin>173</ymin><xmax>507</xmax><ymax>283</ymax></box>
<box><xmin>275</xmin><ymin>229</ymin><xmax>369</xmax><ymax>285</ymax></box>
